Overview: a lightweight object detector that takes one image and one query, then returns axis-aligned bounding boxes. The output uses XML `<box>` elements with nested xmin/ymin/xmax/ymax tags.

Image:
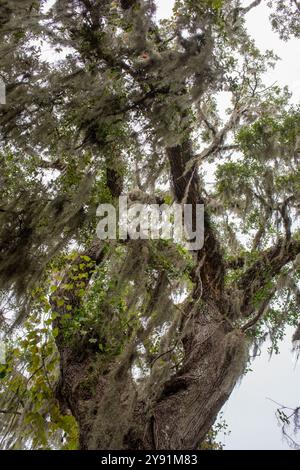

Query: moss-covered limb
<box><xmin>237</xmin><ymin>237</ymin><xmax>300</xmax><ymax>317</ymax></box>
<box><xmin>75</xmin><ymin>294</ymin><xmax>249</xmax><ymax>450</ymax></box>
<box><xmin>167</xmin><ymin>142</ymin><xmax>226</xmax><ymax>303</ymax></box>
<box><xmin>137</xmin><ymin>305</ymin><xmax>248</xmax><ymax>450</ymax></box>
<box><xmin>0</xmin><ymin>170</ymin><xmax>95</xmax><ymax>321</ymax></box>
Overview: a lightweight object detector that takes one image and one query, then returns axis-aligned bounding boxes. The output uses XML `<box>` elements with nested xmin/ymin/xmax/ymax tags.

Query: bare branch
<box><xmin>242</xmin><ymin>287</ymin><xmax>276</xmax><ymax>332</ymax></box>
<box><xmin>241</xmin><ymin>0</ymin><xmax>262</xmax><ymax>15</ymax></box>
<box><xmin>198</xmin><ymin>107</ymin><xmax>217</xmax><ymax>136</ymax></box>
<box><xmin>188</xmin><ymin>106</ymin><xmax>247</xmax><ymax>170</ymax></box>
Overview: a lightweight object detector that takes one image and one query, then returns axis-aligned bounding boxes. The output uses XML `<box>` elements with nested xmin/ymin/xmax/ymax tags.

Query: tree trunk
<box><xmin>54</xmin><ymin>290</ymin><xmax>248</xmax><ymax>450</ymax></box>
<box><xmin>145</xmin><ymin>301</ymin><xmax>248</xmax><ymax>449</ymax></box>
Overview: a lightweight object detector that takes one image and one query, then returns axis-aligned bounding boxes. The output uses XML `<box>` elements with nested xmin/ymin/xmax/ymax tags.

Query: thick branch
<box><xmin>238</xmin><ymin>237</ymin><xmax>300</xmax><ymax>316</ymax></box>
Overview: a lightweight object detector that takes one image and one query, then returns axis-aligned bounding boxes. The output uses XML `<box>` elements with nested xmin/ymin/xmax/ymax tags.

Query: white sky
<box><xmin>222</xmin><ymin>329</ymin><xmax>299</xmax><ymax>450</ymax></box>
<box><xmin>156</xmin><ymin>0</ymin><xmax>300</xmax><ymax>450</ymax></box>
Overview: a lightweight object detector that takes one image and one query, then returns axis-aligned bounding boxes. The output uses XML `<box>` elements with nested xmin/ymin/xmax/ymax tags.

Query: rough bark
<box><xmin>131</xmin><ymin>302</ymin><xmax>247</xmax><ymax>450</ymax></box>
<box><xmin>53</xmin><ymin>285</ymin><xmax>247</xmax><ymax>450</ymax></box>
<box><xmin>50</xmin><ymin>141</ymin><xmax>300</xmax><ymax>450</ymax></box>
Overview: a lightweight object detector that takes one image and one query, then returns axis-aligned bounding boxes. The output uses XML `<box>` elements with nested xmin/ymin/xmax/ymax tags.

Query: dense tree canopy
<box><xmin>0</xmin><ymin>0</ymin><xmax>300</xmax><ymax>450</ymax></box>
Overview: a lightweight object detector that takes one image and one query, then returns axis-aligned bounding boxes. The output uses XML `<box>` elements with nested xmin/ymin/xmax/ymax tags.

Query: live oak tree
<box><xmin>0</xmin><ymin>0</ymin><xmax>300</xmax><ymax>450</ymax></box>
